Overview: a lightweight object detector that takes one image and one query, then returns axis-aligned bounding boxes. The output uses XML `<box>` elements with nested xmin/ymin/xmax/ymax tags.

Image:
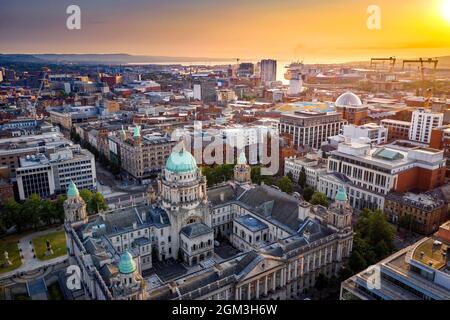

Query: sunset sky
<box><xmin>1</xmin><ymin>0</ymin><xmax>450</xmax><ymax>63</ymax></box>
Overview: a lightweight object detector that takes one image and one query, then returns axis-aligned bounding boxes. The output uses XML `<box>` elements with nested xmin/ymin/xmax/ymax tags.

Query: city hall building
<box><xmin>64</xmin><ymin>144</ymin><xmax>353</xmax><ymax>300</ymax></box>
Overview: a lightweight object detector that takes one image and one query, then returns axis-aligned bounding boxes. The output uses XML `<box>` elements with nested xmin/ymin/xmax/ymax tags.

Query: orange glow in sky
<box><xmin>1</xmin><ymin>0</ymin><xmax>449</xmax><ymax>62</ymax></box>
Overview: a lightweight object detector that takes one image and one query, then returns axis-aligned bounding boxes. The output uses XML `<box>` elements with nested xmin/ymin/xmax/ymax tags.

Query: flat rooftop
<box><xmin>412</xmin><ymin>238</ymin><xmax>448</xmax><ymax>270</ymax></box>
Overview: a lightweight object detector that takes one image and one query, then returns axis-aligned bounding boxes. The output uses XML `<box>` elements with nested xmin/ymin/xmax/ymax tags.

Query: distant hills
<box><xmin>0</xmin><ymin>53</ymin><xmax>233</xmax><ymax>65</ymax></box>
<box><xmin>1</xmin><ymin>53</ymin><xmax>449</xmax><ymax>68</ymax></box>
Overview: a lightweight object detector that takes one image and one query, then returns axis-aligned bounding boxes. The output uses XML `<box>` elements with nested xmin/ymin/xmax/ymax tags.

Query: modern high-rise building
<box><xmin>409</xmin><ymin>108</ymin><xmax>443</xmax><ymax>144</ymax></box>
<box><xmin>278</xmin><ymin>111</ymin><xmax>347</xmax><ymax>149</ymax></box>
<box><xmin>236</xmin><ymin>63</ymin><xmax>254</xmax><ymax>78</ymax></box>
<box><xmin>193</xmin><ymin>80</ymin><xmax>217</xmax><ymax>103</ymax></box>
<box><xmin>260</xmin><ymin>59</ymin><xmax>277</xmax><ymax>84</ymax></box>
<box><xmin>16</xmin><ymin>145</ymin><xmax>96</xmax><ymax>200</ymax></box>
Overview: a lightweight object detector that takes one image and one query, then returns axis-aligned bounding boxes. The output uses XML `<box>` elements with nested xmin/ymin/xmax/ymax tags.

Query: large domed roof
<box><xmin>118</xmin><ymin>251</ymin><xmax>136</xmax><ymax>274</ymax></box>
<box><xmin>165</xmin><ymin>147</ymin><xmax>197</xmax><ymax>173</ymax></box>
<box><xmin>335</xmin><ymin>91</ymin><xmax>362</xmax><ymax>107</ymax></box>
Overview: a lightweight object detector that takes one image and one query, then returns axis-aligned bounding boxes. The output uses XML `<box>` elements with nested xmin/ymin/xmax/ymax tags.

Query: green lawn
<box><xmin>0</xmin><ymin>236</ymin><xmax>22</xmax><ymax>274</ymax></box>
<box><xmin>32</xmin><ymin>230</ymin><xmax>67</xmax><ymax>261</ymax></box>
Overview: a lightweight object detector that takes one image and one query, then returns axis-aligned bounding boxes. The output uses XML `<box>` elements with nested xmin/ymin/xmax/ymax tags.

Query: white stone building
<box><xmin>284</xmin><ymin>153</ymin><xmax>327</xmax><ymax>188</ymax></box>
<box><xmin>64</xmin><ymin>145</ymin><xmax>354</xmax><ymax>300</ymax></box>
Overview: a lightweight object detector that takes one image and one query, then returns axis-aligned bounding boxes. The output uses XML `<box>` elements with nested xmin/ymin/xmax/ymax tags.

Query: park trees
<box><xmin>298</xmin><ymin>166</ymin><xmax>307</xmax><ymax>188</ymax></box>
<box><xmin>345</xmin><ymin>209</ymin><xmax>396</xmax><ymax>274</ymax></box>
<box><xmin>79</xmin><ymin>189</ymin><xmax>107</xmax><ymax>214</ymax></box>
<box><xmin>302</xmin><ymin>186</ymin><xmax>314</xmax><ymax>202</ymax></box>
<box><xmin>309</xmin><ymin>192</ymin><xmax>329</xmax><ymax>207</ymax></box>
<box><xmin>277</xmin><ymin>176</ymin><xmax>293</xmax><ymax>194</ymax></box>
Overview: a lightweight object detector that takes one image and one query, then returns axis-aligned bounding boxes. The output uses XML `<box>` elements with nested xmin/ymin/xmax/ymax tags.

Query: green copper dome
<box><xmin>133</xmin><ymin>126</ymin><xmax>140</xmax><ymax>138</ymax></box>
<box><xmin>67</xmin><ymin>181</ymin><xmax>79</xmax><ymax>197</ymax></box>
<box><xmin>165</xmin><ymin>148</ymin><xmax>197</xmax><ymax>173</ymax></box>
<box><xmin>118</xmin><ymin>251</ymin><xmax>136</xmax><ymax>274</ymax></box>
<box><xmin>335</xmin><ymin>186</ymin><xmax>348</xmax><ymax>202</ymax></box>
<box><xmin>237</xmin><ymin>150</ymin><xmax>247</xmax><ymax>165</ymax></box>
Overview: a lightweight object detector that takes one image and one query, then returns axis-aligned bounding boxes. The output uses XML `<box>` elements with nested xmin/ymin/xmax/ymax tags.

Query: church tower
<box><xmin>327</xmin><ymin>186</ymin><xmax>352</xmax><ymax>232</ymax></box>
<box><xmin>158</xmin><ymin>141</ymin><xmax>212</xmax><ymax>260</ymax></box>
<box><xmin>63</xmin><ymin>181</ymin><xmax>88</xmax><ymax>226</ymax></box>
<box><xmin>113</xmin><ymin>251</ymin><xmax>147</xmax><ymax>300</ymax></box>
<box><xmin>234</xmin><ymin>150</ymin><xmax>251</xmax><ymax>184</ymax></box>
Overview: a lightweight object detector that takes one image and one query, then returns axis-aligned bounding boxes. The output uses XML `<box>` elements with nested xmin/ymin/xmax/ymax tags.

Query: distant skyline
<box><xmin>1</xmin><ymin>0</ymin><xmax>450</xmax><ymax>63</ymax></box>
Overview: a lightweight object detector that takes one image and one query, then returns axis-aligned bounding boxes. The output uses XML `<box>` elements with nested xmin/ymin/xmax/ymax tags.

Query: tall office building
<box><xmin>278</xmin><ymin>111</ymin><xmax>347</xmax><ymax>149</ymax></box>
<box><xmin>193</xmin><ymin>80</ymin><xmax>217</xmax><ymax>103</ymax></box>
<box><xmin>409</xmin><ymin>108</ymin><xmax>443</xmax><ymax>144</ymax></box>
<box><xmin>16</xmin><ymin>145</ymin><xmax>96</xmax><ymax>200</ymax></box>
<box><xmin>260</xmin><ymin>59</ymin><xmax>277</xmax><ymax>84</ymax></box>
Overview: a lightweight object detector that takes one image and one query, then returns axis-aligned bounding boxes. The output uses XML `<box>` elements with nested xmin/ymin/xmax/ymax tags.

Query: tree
<box><xmin>41</xmin><ymin>199</ymin><xmax>56</xmax><ymax>226</ymax></box>
<box><xmin>1</xmin><ymin>198</ymin><xmax>21</xmax><ymax>230</ymax></box>
<box><xmin>286</xmin><ymin>172</ymin><xmax>294</xmax><ymax>182</ymax></box>
<box><xmin>79</xmin><ymin>189</ymin><xmax>94</xmax><ymax>213</ymax></box>
<box><xmin>343</xmin><ymin>208</ymin><xmax>396</xmax><ymax>276</ymax></box>
<box><xmin>302</xmin><ymin>187</ymin><xmax>314</xmax><ymax>201</ymax></box>
<box><xmin>277</xmin><ymin>176</ymin><xmax>293</xmax><ymax>194</ymax></box>
<box><xmin>309</xmin><ymin>192</ymin><xmax>329</xmax><ymax>207</ymax></box>
<box><xmin>251</xmin><ymin>166</ymin><xmax>262</xmax><ymax>184</ymax></box>
<box><xmin>348</xmin><ymin>251</ymin><xmax>367</xmax><ymax>273</ymax></box>
<box><xmin>298</xmin><ymin>166</ymin><xmax>307</xmax><ymax>188</ymax></box>
<box><xmin>21</xmin><ymin>194</ymin><xmax>42</xmax><ymax>230</ymax></box>
<box><xmin>314</xmin><ymin>273</ymin><xmax>329</xmax><ymax>299</ymax></box>
<box><xmin>55</xmin><ymin>195</ymin><xmax>67</xmax><ymax>223</ymax></box>
<box><xmin>91</xmin><ymin>191</ymin><xmax>107</xmax><ymax>213</ymax></box>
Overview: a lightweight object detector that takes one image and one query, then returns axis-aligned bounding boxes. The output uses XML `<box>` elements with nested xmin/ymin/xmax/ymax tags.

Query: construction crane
<box><xmin>402</xmin><ymin>57</ymin><xmax>438</xmax><ymax>82</ymax></box>
<box><xmin>31</xmin><ymin>68</ymin><xmax>48</xmax><ymax>120</ymax></box>
<box><xmin>370</xmin><ymin>57</ymin><xmax>396</xmax><ymax>71</ymax></box>
<box><xmin>424</xmin><ymin>87</ymin><xmax>433</xmax><ymax>108</ymax></box>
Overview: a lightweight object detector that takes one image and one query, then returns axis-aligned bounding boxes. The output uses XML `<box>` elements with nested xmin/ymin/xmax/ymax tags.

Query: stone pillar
<box><xmin>287</xmin><ymin>263</ymin><xmax>291</xmax><ymax>282</ymax></box>
<box><xmin>247</xmin><ymin>283</ymin><xmax>251</xmax><ymax>300</ymax></box>
<box><xmin>264</xmin><ymin>276</ymin><xmax>268</xmax><ymax>296</ymax></box>
<box><xmin>235</xmin><ymin>287</ymin><xmax>239</xmax><ymax>300</ymax></box>
<box><xmin>294</xmin><ymin>260</ymin><xmax>298</xmax><ymax>278</ymax></box>
<box><xmin>272</xmin><ymin>271</ymin><xmax>276</xmax><ymax>290</ymax></box>
<box><xmin>256</xmin><ymin>279</ymin><xmax>260</xmax><ymax>299</ymax></box>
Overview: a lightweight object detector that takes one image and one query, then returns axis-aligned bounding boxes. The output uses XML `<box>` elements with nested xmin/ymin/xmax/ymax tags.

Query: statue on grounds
<box><xmin>3</xmin><ymin>251</ymin><xmax>12</xmax><ymax>267</ymax></box>
<box><xmin>45</xmin><ymin>239</ymin><xmax>54</xmax><ymax>256</ymax></box>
